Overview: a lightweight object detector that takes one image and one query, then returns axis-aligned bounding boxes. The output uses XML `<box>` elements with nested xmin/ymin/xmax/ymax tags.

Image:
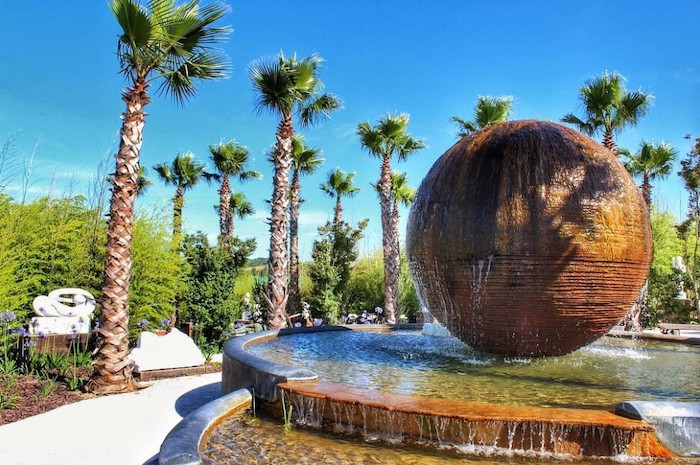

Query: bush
<box><xmin>307</xmin><ymin>220</ymin><xmax>367</xmax><ymax>323</ymax></box>
<box><xmin>181</xmin><ymin>233</ymin><xmax>255</xmax><ymax>352</ymax></box>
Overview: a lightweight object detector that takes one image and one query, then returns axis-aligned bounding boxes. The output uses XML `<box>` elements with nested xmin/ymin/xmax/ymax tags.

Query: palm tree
<box><xmin>90</xmin><ymin>0</ymin><xmax>229</xmax><ymax>394</ymax></box>
<box><xmin>153</xmin><ymin>153</ymin><xmax>214</xmax><ymax>239</ymax></box>
<box><xmin>209</xmin><ymin>141</ymin><xmax>261</xmax><ymax>250</ymax></box>
<box><xmin>320</xmin><ymin>168</ymin><xmax>361</xmax><ymax>229</ymax></box>
<box><xmin>288</xmin><ymin>135</ymin><xmax>324</xmax><ymax>313</ymax></box>
<box><xmin>622</xmin><ymin>141</ymin><xmax>678</xmax><ymax>208</ymax></box>
<box><xmin>562</xmin><ymin>72</ymin><xmax>652</xmax><ymax>154</ymax></box>
<box><xmin>250</xmin><ymin>52</ymin><xmax>340</xmax><ymax>328</ymax></box>
<box><xmin>373</xmin><ymin>171</ymin><xmax>416</xmax><ymax>268</ymax></box>
<box><xmin>358</xmin><ymin>113</ymin><xmax>425</xmax><ymax>323</ymax></box>
<box><xmin>214</xmin><ymin>191</ymin><xmax>255</xmax><ymax>237</ymax></box>
<box><xmin>451</xmin><ymin>95</ymin><xmax>512</xmax><ymax>137</ymax></box>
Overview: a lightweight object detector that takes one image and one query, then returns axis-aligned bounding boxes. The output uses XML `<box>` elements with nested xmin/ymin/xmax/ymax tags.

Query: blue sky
<box><xmin>0</xmin><ymin>1</ymin><xmax>698</xmax><ymax>260</ymax></box>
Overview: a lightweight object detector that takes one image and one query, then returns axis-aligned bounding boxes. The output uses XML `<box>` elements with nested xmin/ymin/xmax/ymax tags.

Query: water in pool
<box><xmin>246</xmin><ymin>330</ymin><xmax>699</xmax><ymax>409</ymax></box>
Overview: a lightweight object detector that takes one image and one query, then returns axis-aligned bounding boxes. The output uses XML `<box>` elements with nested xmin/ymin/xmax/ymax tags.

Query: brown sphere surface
<box><xmin>407</xmin><ymin>120</ymin><xmax>652</xmax><ymax>356</ymax></box>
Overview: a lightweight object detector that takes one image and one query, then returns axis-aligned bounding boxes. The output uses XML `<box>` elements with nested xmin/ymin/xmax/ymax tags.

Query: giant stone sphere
<box><xmin>406</xmin><ymin>120</ymin><xmax>652</xmax><ymax>357</ymax></box>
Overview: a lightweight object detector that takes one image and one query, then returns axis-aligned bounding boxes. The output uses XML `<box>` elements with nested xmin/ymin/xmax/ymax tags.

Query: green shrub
<box><xmin>181</xmin><ymin>233</ymin><xmax>255</xmax><ymax>352</ymax></box>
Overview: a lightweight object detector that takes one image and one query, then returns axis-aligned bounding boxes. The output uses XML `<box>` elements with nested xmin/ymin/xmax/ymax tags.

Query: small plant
<box><xmin>280</xmin><ymin>390</ymin><xmax>294</xmax><ymax>432</ymax></box>
<box><xmin>0</xmin><ymin>375</ymin><xmax>19</xmax><ymax>410</ymax></box>
<box><xmin>0</xmin><ymin>311</ymin><xmax>19</xmax><ymax>375</ymax></box>
<box><xmin>65</xmin><ymin>330</ymin><xmax>82</xmax><ymax>391</ymax></box>
<box><xmin>136</xmin><ymin>319</ymin><xmax>150</xmax><ymax>330</ymax></box>
<box><xmin>36</xmin><ymin>379</ymin><xmax>57</xmax><ymax>401</ymax></box>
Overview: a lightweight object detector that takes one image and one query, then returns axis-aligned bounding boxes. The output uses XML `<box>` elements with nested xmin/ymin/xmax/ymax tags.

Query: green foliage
<box><xmin>128</xmin><ymin>211</ymin><xmax>186</xmax><ymax>340</ymax></box>
<box><xmin>646</xmin><ymin>206</ymin><xmax>694</xmax><ymax>325</ymax></box>
<box><xmin>346</xmin><ymin>251</ymin><xmax>420</xmax><ymax>321</ymax></box>
<box><xmin>307</xmin><ymin>220</ymin><xmax>367</xmax><ymax>322</ymax></box>
<box><xmin>181</xmin><ymin>233</ymin><xmax>255</xmax><ymax>352</ymax></box>
<box><xmin>0</xmin><ymin>196</ymin><xmax>104</xmax><ymax>322</ymax></box>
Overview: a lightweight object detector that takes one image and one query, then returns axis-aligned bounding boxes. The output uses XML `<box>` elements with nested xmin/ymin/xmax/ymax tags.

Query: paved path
<box><xmin>0</xmin><ymin>372</ymin><xmax>222</xmax><ymax>465</ymax></box>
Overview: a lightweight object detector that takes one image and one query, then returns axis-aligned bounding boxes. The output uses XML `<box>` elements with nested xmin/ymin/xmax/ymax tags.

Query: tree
<box><xmin>250</xmin><ymin>52</ymin><xmax>340</xmax><ymax>328</ymax></box>
<box><xmin>153</xmin><ymin>152</ymin><xmax>214</xmax><ymax>240</ymax></box>
<box><xmin>679</xmin><ymin>136</ymin><xmax>700</xmax><ymax>323</ymax></box>
<box><xmin>227</xmin><ymin>191</ymin><xmax>255</xmax><ymax>235</ymax></box>
<box><xmin>209</xmin><ymin>140</ymin><xmax>261</xmax><ymax>250</ymax></box>
<box><xmin>288</xmin><ymin>135</ymin><xmax>324</xmax><ymax>313</ymax></box>
<box><xmin>451</xmin><ymin>95</ymin><xmax>512</xmax><ymax>137</ymax></box>
<box><xmin>90</xmin><ymin>0</ymin><xmax>229</xmax><ymax>394</ymax></box>
<box><xmin>561</xmin><ymin>72</ymin><xmax>652</xmax><ymax>154</ymax></box>
<box><xmin>307</xmin><ymin>219</ymin><xmax>368</xmax><ymax>323</ymax></box>
<box><xmin>622</xmin><ymin>141</ymin><xmax>678</xmax><ymax>208</ymax></box>
<box><xmin>320</xmin><ymin>168</ymin><xmax>360</xmax><ymax>229</ymax></box>
<box><xmin>357</xmin><ymin>113</ymin><xmax>425</xmax><ymax>323</ymax></box>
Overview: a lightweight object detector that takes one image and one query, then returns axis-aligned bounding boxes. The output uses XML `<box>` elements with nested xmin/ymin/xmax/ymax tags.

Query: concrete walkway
<box><xmin>0</xmin><ymin>372</ymin><xmax>222</xmax><ymax>465</ymax></box>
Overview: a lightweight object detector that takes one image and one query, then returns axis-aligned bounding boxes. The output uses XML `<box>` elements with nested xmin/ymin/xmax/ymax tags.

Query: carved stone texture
<box><xmin>407</xmin><ymin>120</ymin><xmax>652</xmax><ymax>356</ymax></box>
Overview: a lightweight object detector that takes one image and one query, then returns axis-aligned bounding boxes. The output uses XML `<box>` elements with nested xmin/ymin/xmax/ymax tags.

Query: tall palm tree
<box><xmin>373</xmin><ymin>171</ymin><xmax>416</xmax><ymax>269</ymax></box>
<box><xmin>562</xmin><ymin>72</ymin><xmax>652</xmax><ymax>155</ymax></box>
<box><xmin>288</xmin><ymin>135</ymin><xmax>324</xmax><ymax>313</ymax></box>
<box><xmin>358</xmin><ymin>113</ymin><xmax>425</xmax><ymax>323</ymax></box>
<box><xmin>209</xmin><ymin>141</ymin><xmax>261</xmax><ymax>250</ymax></box>
<box><xmin>214</xmin><ymin>191</ymin><xmax>255</xmax><ymax>237</ymax></box>
<box><xmin>250</xmin><ymin>52</ymin><xmax>340</xmax><ymax>328</ymax></box>
<box><xmin>90</xmin><ymin>0</ymin><xmax>229</xmax><ymax>394</ymax></box>
<box><xmin>153</xmin><ymin>153</ymin><xmax>214</xmax><ymax>239</ymax></box>
<box><xmin>320</xmin><ymin>168</ymin><xmax>360</xmax><ymax>229</ymax></box>
<box><xmin>622</xmin><ymin>141</ymin><xmax>678</xmax><ymax>208</ymax></box>
<box><xmin>451</xmin><ymin>95</ymin><xmax>512</xmax><ymax>137</ymax></box>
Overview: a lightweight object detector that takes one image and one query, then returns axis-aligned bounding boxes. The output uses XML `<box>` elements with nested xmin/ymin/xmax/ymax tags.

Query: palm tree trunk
<box><xmin>288</xmin><ymin>171</ymin><xmax>301</xmax><ymax>313</ymax></box>
<box><xmin>267</xmin><ymin>115</ymin><xmax>293</xmax><ymax>328</ymax></box>
<box><xmin>641</xmin><ymin>175</ymin><xmax>652</xmax><ymax>209</ymax></box>
<box><xmin>379</xmin><ymin>155</ymin><xmax>398</xmax><ymax>323</ymax></box>
<box><xmin>602</xmin><ymin>129</ymin><xmax>617</xmax><ymax>155</ymax></box>
<box><xmin>334</xmin><ymin>196</ymin><xmax>343</xmax><ymax>229</ymax></box>
<box><xmin>88</xmin><ymin>80</ymin><xmax>149</xmax><ymax>394</ymax></box>
<box><xmin>391</xmin><ymin>198</ymin><xmax>401</xmax><ymax>320</ymax></box>
<box><xmin>219</xmin><ymin>176</ymin><xmax>231</xmax><ymax>250</ymax></box>
<box><xmin>173</xmin><ymin>186</ymin><xmax>184</xmax><ymax>239</ymax></box>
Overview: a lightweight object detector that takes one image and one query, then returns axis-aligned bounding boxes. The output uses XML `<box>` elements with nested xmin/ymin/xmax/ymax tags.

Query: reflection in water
<box><xmin>247</xmin><ymin>331</ymin><xmax>699</xmax><ymax>408</ymax></box>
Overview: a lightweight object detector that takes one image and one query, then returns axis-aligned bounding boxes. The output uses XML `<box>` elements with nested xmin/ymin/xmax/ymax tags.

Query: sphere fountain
<box><xmin>407</xmin><ymin>120</ymin><xmax>652</xmax><ymax>356</ymax></box>
<box><xmin>159</xmin><ymin>121</ymin><xmax>698</xmax><ymax>464</ymax></box>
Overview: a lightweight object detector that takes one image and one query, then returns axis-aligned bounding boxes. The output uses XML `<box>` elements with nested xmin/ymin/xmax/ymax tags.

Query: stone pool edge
<box><xmin>222</xmin><ymin>324</ymin><xmax>421</xmax><ymax>402</ymax></box>
<box><xmin>158</xmin><ymin>388</ymin><xmax>252</xmax><ymax>465</ymax></box>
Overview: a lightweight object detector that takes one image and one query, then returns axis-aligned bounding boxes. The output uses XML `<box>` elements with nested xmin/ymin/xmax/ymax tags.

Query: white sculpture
<box><xmin>29</xmin><ymin>288</ymin><xmax>96</xmax><ymax>335</ymax></box>
<box><xmin>32</xmin><ymin>288</ymin><xmax>96</xmax><ymax>318</ymax></box>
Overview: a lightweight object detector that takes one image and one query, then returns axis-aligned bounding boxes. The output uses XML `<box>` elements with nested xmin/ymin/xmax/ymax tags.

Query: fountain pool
<box><xmin>246</xmin><ymin>329</ymin><xmax>699</xmax><ymax>409</ymax></box>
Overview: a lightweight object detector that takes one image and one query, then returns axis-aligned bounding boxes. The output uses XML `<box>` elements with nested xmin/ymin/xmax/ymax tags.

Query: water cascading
<box><xmin>407</xmin><ymin>120</ymin><xmax>652</xmax><ymax>356</ymax></box>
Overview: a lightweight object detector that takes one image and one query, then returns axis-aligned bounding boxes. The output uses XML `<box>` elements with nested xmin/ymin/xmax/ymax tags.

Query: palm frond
<box><xmin>299</xmin><ymin>93</ymin><xmax>342</xmax><ymax>127</ymax></box>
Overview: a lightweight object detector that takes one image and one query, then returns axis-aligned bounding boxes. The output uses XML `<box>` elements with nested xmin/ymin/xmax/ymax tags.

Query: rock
<box><xmin>29</xmin><ymin>316</ymin><xmax>90</xmax><ymax>335</ymax></box>
<box><xmin>130</xmin><ymin>328</ymin><xmax>206</xmax><ymax>372</ymax></box>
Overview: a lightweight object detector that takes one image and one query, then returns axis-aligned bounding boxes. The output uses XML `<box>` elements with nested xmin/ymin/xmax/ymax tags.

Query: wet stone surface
<box><xmin>200</xmin><ymin>411</ymin><xmax>696</xmax><ymax>465</ymax></box>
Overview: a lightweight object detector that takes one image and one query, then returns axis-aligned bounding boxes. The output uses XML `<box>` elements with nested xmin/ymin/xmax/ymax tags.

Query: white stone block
<box><xmin>129</xmin><ymin>328</ymin><xmax>206</xmax><ymax>372</ymax></box>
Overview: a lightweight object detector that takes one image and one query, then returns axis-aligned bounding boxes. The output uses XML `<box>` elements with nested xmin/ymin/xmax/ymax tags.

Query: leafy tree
<box><xmin>561</xmin><ymin>71</ymin><xmax>652</xmax><ymax>154</ymax></box>
<box><xmin>647</xmin><ymin>207</ymin><xmax>689</xmax><ymax>325</ymax></box>
<box><xmin>679</xmin><ymin>136</ymin><xmax>700</xmax><ymax>322</ymax></box>
<box><xmin>307</xmin><ymin>220</ymin><xmax>367</xmax><ymax>322</ymax></box>
<box><xmin>288</xmin><ymin>135</ymin><xmax>324</xmax><ymax>313</ymax></box>
<box><xmin>451</xmin><ymin>95</ymin><xmax>512</xmax><ymax>137</ymax></box>
<box><xmin>622</xmin><ymin>141</ymin><xmax>677</xmax><ymax>208</ymax></box>
<box><xmin>250</xmin><ymin>52</ymin><xmax>340</xmax><ymax>328</ymax></box>
<box><xmin>154</xmin><ymin>152</ymin><xmax>215</xmax><ymax>240</ymax></box>
<box><xmin>181</xmin><ymin>233</ymin><xmax>255</xmax><ymax>351</ymax></box>
<box><xmin>128</xmin><ymin>211</ymin><xmax>185</xmax><ymax>341</ymax></box>
<box><xmin>320</xmin><ymin>168</ymin><xmax>360</xmax><ymax>229</ymax></box>
<box><xmin>209</xmin><ymin>140</ymin><xmax>261</xmax><ymax>250</ymax></box>
<box><xmin>357</xmin><ymin>113</ymin><xmax>425</xmax><ymax>323</ymax></box>
<box><xmin>93</xmin><ymin>0</ymin><xmax>229</xmax><ymax>393</ymax></box>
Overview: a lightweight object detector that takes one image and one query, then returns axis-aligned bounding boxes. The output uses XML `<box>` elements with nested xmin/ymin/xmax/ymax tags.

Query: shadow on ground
<box><xmin>174</xmin><ymin>382</ymin><xmax>222</xmax><ymax>417</ymax></box>
<box><xmin>142</xmin><ymin>381</ymin><xmax>223</xmax><ymax>464</ymax></box>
